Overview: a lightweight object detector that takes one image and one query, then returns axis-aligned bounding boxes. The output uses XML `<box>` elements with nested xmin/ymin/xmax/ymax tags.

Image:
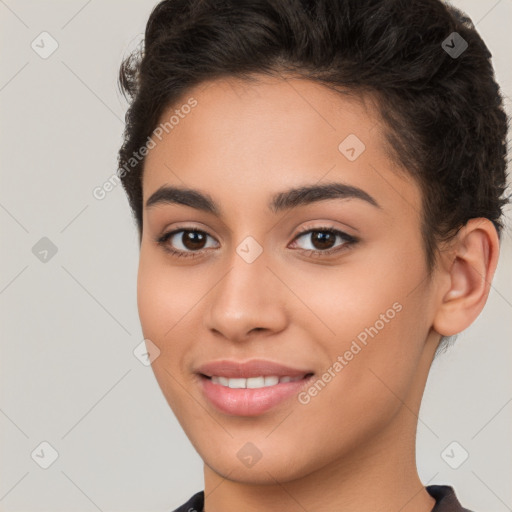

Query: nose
<box><xmin>203</xmin><ymin>248</ymin><xmax>288</xmax><ymax>342</ymax></box>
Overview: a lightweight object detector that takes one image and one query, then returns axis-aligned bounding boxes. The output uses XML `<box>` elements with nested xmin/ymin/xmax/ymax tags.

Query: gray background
<box><xmin>0</xmin><ymin>1</ymin><xmax>511</xmax><ymax>511</ymax></box>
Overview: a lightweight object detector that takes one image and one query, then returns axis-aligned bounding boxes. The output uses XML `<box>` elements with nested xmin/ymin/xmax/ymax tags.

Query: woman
<box><xmin>116</xmin><ymin>0</ymin><xmax>509</xmax><ymax>510</ymax></box>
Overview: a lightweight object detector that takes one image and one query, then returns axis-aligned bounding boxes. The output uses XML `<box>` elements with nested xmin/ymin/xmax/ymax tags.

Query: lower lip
<box><xmin>198</xmin><ymin>374</ymin><xmax>314</xmax><ymax>416</ymax></box>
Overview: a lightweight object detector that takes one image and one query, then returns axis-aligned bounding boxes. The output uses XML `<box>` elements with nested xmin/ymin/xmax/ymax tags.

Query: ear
<box><xmin>432</xmin><ymin>218</ymin><xmax>500</xmax><ymax>337</ymax></box>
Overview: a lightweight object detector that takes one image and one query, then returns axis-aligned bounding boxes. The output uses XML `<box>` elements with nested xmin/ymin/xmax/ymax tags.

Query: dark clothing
<box><xmin>172</xmin><ymin>484</ymin><xmax>474</xmax><ymax>511</ymax></box>
<box><xmin>428</xmin><ymin>485</ymin><xmax>474</xmax><ymax>512</ymax></box>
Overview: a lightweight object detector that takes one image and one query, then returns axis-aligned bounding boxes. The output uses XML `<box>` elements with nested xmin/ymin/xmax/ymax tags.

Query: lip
<box><xmin>198</xmin><ymin>373</ymin><xmax>315</xmax><ymax>416</ymax></box>
<box><xmin>195</xmin><ymin>358</ymin><xmax>314</xmax><ymax>378</ymax></box>
<box><xmin>195</xmin><ymin>359</ymin><xmax>315</xmax><ymax>416</ymax></box>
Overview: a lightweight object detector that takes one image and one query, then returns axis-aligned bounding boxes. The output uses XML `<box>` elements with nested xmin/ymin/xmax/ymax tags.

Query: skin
<box><xmin>137</xmin><ymin>74</ymin><xmax>499</xmax><ymax>512</ymax></box>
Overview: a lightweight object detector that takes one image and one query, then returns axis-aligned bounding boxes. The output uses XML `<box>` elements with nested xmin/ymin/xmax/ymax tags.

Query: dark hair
<box><xmin>117</xmin><ymin>0</ymin><xmax>509</xmax><ymax>271</ymax></box>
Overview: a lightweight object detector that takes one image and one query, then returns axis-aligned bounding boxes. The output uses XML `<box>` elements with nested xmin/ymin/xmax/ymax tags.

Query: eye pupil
<box><xmin>312</xmin><ymin>231</ymin><xmax>335</xmax><ymax>250</ymax></box>
<box><xmin>183</xmin><ymin>231</ymin><xmax>206</xmax><ymax>250</ymax></box>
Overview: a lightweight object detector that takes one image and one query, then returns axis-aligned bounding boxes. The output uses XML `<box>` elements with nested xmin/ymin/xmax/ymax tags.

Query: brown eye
<box><xmin>180</xmin><ymin>230</ymin><xmax>208</xmax><ymax>250</ymax></box>
<box><xmin>157</xmin><ymin>228</ymin><xmax>219</xmax><ymax>257</ymax></box>
<box><xmin>291</xmin><ymin>227</ymin><xmax>357</xmax><ymax>256</ymax></box>
<box><xmin>308</xmin><ymin>231</ymin><xmax>337</xmax><ymax>250</ymax></box>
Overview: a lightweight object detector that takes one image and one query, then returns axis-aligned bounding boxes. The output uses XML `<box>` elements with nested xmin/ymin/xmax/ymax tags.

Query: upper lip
<box><xmin>196</xmin><ymin>359</ymin><xmax>314</xmax><ymax>379</ymax></box>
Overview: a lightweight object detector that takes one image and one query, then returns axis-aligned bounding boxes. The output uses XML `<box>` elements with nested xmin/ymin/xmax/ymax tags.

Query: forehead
<box><xmin>142</xmin><ymin>75</ymin><xmax>421</xmax><ymax>219</ymax></box>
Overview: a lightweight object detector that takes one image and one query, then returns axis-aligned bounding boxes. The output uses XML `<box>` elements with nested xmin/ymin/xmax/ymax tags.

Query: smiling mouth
<box><xmin>200</xmin><ymin>372</ymin><xmax>315</xmax><ymax>389</ymax></box>
<box><xmin>197</xmin><ymin>371</ymin><xmax>316</xmax><ymax>416</ymax></box>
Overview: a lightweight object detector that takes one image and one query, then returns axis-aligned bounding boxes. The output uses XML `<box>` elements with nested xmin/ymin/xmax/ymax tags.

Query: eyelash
<box><xmin>155</xmin><ymin>225</ymin><xmax>358</xmax><ymax>260</ymax></box>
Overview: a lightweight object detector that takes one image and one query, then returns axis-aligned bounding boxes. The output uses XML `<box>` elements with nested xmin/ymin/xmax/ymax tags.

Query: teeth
<box><xmin>210</xmin><ymin>375</ymin><xmax>304</xmax><ymax>389</ymax></box>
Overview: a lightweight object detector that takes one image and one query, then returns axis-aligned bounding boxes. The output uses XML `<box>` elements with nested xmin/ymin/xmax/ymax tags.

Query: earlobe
<box><xmin>433</xmin><ymin>218</ymin><xmax>500</xmax><ymax>337</ymax></box>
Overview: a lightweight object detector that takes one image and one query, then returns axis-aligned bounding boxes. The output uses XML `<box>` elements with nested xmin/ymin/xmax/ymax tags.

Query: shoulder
<box><xmin>171</xmin><ymin>490</ymin><xmax>204</xmax><ymax>512</ymax></box>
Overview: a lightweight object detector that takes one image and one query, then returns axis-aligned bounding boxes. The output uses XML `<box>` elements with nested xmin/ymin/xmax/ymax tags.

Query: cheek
<box><xmin>136</xmin><ymin>251</ymin><xmax>201</xmax><ymax>414</ymax></box>
<box><xmin>292</xmin><ymin>240</ymin><xmax>429</xmax><ymax>399</ymax></box>
<box><xmin>137</xmin><ymin>248</ymin><xmax>203</xmax><ymax>341</ymax></box>
<box><xmin>291</xmin><ymin>238</ymin><xmax>425</xmax><ymax>334</ymax></box>
<box><xmin>136</xmin><ymin>249</ymin><xmax>201</xmax><ymax>391</ymax></box>
<box><xmin>288</xmin><ymin>277</ymin><xmax>428</xmax><ymax>461</ymax></box>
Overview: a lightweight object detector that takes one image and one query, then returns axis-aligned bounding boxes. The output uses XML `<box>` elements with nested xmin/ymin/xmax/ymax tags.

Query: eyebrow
<box><xmin>145</xmin><ymin>181</ymin><xmax>381</xmax><ymax>215</ymax></box>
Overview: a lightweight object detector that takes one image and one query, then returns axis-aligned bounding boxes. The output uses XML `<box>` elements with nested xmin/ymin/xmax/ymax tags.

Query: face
<box><xmin>138</xmin><ymin>75</ymin><xmax>441</xmax><ymax>483</ymax></box>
